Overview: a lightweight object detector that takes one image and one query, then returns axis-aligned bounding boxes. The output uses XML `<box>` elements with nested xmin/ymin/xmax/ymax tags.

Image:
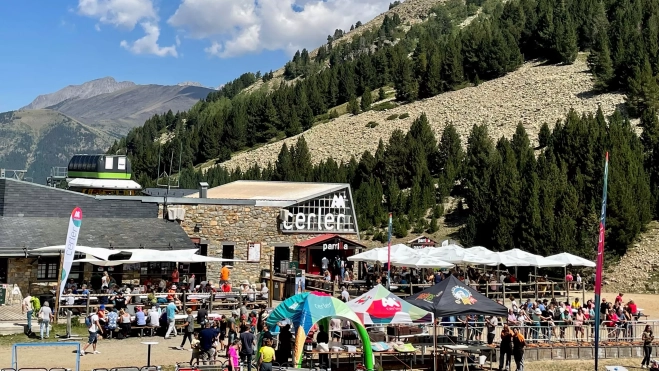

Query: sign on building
<box><xmin>279</xmin><ymin>189</ymin><xmax>358</xmax><ymax>234</ymax></box>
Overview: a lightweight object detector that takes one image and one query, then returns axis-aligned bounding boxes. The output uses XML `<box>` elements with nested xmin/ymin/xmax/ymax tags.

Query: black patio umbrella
<box><xmin>405</xmin><ymin>275</ymin><xmax>508</xmax><ymax>318</ymax></box>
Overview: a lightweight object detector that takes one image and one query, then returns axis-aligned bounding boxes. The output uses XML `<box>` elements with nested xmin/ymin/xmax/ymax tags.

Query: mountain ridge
<box><xmin>21</xmin><ymin>77</ymin><xmax>136</xmax><ymax>110</ymax></box>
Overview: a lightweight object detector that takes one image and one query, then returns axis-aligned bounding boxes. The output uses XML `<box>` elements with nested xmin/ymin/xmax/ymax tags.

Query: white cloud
<box><xmin>77</xmin><ymin>0</ymin><xmax>157</xmax><ymax>29</ymax></box>
<box><xmin>168</xmin><ymin>0</ymin><xmax>390</xmax><ymax>58</ymax></box>
<box><xmin>77</xmin><ymin>0</ymin><xmax>178</xmax><ymax>57</ymax></box>
<box><xmin>120</xmin><ymin>22</ymin><xmax>178</xmax><ymax>57</ymax></box>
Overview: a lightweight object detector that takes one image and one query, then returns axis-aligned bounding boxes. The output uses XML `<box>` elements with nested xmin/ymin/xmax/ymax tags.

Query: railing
<box><xmin>390</xmin><ymin>280</ymin><xmax>587</xmax><ymax>304</ymax></box>
<box><xmin>426</xmin><ymin>319</ymin><xmax>659</xmax><ymax>344</ymax></box>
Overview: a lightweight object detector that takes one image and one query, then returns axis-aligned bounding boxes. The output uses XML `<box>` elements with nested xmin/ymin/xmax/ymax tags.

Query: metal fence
<box><xmin>432</xmin><ymin>319</ymin><xmax>659</xmax><ymax>344</ymax></box>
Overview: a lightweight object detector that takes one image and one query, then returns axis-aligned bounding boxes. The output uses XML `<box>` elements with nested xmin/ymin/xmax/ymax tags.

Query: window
<box><xmin>37</xmin><ymin>260</ymin><xmax>58</xmax><ymax>280</ymax></box>
<box><xmin>222</xmin><ymin>244</ymin><xmax>234</xmax><ymax>266</ymax></box>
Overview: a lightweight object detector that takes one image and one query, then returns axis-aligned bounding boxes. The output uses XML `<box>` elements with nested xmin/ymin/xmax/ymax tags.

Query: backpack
<box><xmin>85</xmin><ymin>314</ymin><xmax>93</xmax><ymax>328</ymax></box>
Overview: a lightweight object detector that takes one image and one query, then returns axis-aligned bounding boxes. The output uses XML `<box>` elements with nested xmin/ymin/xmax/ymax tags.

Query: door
<box><xmin>222</xmin><ymin>244</ymin><xmax>234</xmax><ymax>266</ymax></box>
<box><xmin>274</xmin><ymin>246</ymin><xmax>290</xmax><ymax>274</ymax></box>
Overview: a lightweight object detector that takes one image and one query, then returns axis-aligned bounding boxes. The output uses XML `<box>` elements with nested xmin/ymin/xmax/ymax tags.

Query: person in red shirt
<box><xmin>509</xmin><ymin>274</ymin><xmax>517</xmax><ymax>283</ymax></box>
<box><xmin>171</xmin><ymin>268</ymin><xmax>180</xmax><ymax>284</ymax></box>
<box><xmin>628</xmin><ymin>299</ymin><xmax>638</xmax><ymax>316</ymax></box>
<box><xmin>615</xmin><ymin>293</ymin><xmax>624</xmax><ymax>305</ymax></box>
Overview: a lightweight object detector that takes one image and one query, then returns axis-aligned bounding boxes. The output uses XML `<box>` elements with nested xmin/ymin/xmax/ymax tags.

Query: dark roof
<box><xmin>142</xmin><ymin>188</ymin><xmax>199</xmax><ymax>197</ymax></box>
<box><xmin>0</xmin><ymin>217</ymin><xmax>196</xmax><ymax>256</ymax></box>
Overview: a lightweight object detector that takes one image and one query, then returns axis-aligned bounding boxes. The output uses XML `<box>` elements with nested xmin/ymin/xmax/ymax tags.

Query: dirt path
<box><xmin>0</xmin><ymin>335</ymin><xmax>208</xmax><ymax>370</ymax></box>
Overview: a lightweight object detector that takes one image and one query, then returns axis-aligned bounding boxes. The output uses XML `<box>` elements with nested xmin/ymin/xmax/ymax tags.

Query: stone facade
<box><xmin>179</xmin><ymin>204</ymin><xmax>359</xmax><ymax>285</ymax></box>
<box><xmin>8</xmin><ymin>258</ymin><xmax>96</xmax><ymax>297</ymax></box>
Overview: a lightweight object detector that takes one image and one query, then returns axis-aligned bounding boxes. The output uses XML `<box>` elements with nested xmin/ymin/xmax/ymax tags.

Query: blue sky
<box><xmin>0</xmin><ymin>0</ymin><xmax>390</xmax><ymax>112</ymax></box>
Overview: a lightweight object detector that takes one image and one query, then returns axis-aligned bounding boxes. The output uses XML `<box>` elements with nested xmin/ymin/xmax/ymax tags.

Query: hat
<box><xmin>534</xmin><ymin>309</ymin><xmax>542</xmax><ymax>315</ymax></box>
<box><xmin>172</xmin><ymin>285</ymin><xmax>177</xmax><ymax>289</ymax></box>
<box><xmin>100</xmin><ymin>305</ymin><xmax>105</xmax><ymax>310</ymax></box>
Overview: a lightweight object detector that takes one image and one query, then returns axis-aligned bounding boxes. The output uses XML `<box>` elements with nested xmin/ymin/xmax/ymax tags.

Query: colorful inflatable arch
<box><xmin>265</xmin><ymin>291</ymin><xmax>374</xmax><ymax>370</ymax></box>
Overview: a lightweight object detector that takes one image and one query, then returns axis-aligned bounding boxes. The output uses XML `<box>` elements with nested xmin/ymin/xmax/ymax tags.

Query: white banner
<box><xmin>60</xmin><ymin>207</ymin><xmax>82</xmax><ymax>295</ymax></box>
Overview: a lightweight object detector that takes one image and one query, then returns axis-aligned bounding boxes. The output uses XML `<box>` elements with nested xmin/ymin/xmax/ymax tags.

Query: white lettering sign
<box><xmin>322</xmin><ymin>243</ymin><xmax>349</xmax><ymax>251</ymax></box>
<box><xmin>282</xmin><ymin>205</ymin><xmax>353</xmax><ymax>232</ymax></box>
<box><xmin>331</xmin><ymin>195</ymin><xmax>346</xmax><ymax>208</ymax></box>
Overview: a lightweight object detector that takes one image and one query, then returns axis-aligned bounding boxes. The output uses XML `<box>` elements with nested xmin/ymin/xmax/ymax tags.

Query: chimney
<box><xmin>199</xmin><ymin>182</ymin><xmax>209</xmax><ymax>199</ymax></box>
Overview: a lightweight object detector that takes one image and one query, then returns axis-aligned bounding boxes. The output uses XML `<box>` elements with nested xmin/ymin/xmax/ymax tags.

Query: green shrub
<box><xmin>371</xmin><ymin>102</ymin><xmax>397</xmax><ymax>111</ymax></box>
<box><xmin>399</xmin><ymin>112</ymin><xmax>410</xmax><ymax>119</ymax></box>
<box><xmin>366</xmin><ymin>121</ymin><xmax>379</xmax><ymax>128</ymax></box>
<box><xmin>386</xmin><ymin>114</ymin><xmax>399</xmax><ymax>120</ymax></box>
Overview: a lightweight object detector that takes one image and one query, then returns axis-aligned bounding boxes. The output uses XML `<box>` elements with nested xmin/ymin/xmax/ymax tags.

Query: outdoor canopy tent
<box><xmin>545</xmin><ymin>252</ymin><xmax>596</xmax><ymax>267</ymax></box>
<box><xmin>347</xmin><ymin>284</ymin><xmax>434</xmax><ymax>325</ymax></box>
<box><xmin>390</xmin><ymin>255</ymin><xmax>454</xmax><ymax>269</ymax></box>
<box><xmin>266</xmin><ymin>291</ymin><xmax>374</xmax><ymax>370</ymax></box>
<box><xmin>405</xmin><ymin>275</ymin><xmax>508</xmax><ymax>318</ymax></box>
<box><xmin>347</xmin><ymin>243</ymin><xmax>417</xmax><ymax>263</ymax></box>
<box><xmin>498</xmin><ymin>248</ymin><xmax>566</xmax><ymax>268</ymax></box>
<box><xmin>34</xmin><ymin>246</ymin><xmax>243</xmax><ymax>264</ymax></box>
<box><xmin>424</xmin><ymin>245</ymin><xmax>494</xmax><ymax>265</ymax></box>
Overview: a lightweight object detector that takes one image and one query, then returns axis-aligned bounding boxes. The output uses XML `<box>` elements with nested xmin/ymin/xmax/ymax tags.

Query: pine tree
<box><xmin>428</xmin><ymin>215</ymin><xmax>439</xmax><ymax>233</ymax></box>
<box><xmin>554</xmin><ymin>3</ymin><xmax>578</xmax><ymax>64</ymax></box>
<box><xmin>587</xmin><ymin>21</ymin><xmax>614</xmax><ymax>91</ymax></box>
<box><xmin>360</xmin><ymin>87</ymin><xmax>373</xmax><ymax>111</ymax></box>
<box><xmin>347</xmin><ymin>95</ymin><xmax>361</xmax><ymax>115</ymax></box>
<box><xmin>293</xmin><ymin>136</ymin><xmax>313</xmax><ymax>181</ymax></box>
<box><xmin>274</xmin><ymin>143</ymin><xmax>294</xmax><ymax>181</ymax></box>
<box><xmin>626</xmin><ymin>58</ymin><xmax>659</xmax><ymax>117</ymax></box>
<box><xmin>285</xmin><ymin>109</ymin><xmax>303</xmax><ymax>136</ymax></box>
<box><xmin>378</xmin><ymin>87</ymin><xmax>386</xmax><ymax>101</ymax></box>
<box><xmin>420</xmin><ymin>51</ymin><xmax>443</xmax><ymax>98</ymax></box>
<box><xmin>538</xmin><ymin>123</ymin><xmax>551</xmax><ymax>148</ymax></box>
<box><xmin>437</xmin><ymin>123</ymin><xmax>464</xmax><ymax>197</ymax></box>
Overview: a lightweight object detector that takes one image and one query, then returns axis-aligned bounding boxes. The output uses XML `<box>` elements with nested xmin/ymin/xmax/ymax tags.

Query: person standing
<box><xmin>642</xmin><ymin>325</ymin><xmax>655</xmax><ymax>368</ymax></box>
<box><xmin>81</xmin><ymin>311</ymin><xmax>103</xmax><ymax>355</ymax></box>
<box><xmin>178</xmin><ymin>308</ymin><xmax>195</xmax><ymax>350</ymax></box>
<box><xmin>485</xmin><ymin>315</ymin><xmax>498</xmax><ymax>345</ymax></box>
<box><xmin>22</xmin><ymin>294</ymin><xmax>34</xmax><ymax>336</ymax></box>
<box><xmin>172</xmin><ymin>268</ymin><xmax>180</xmax><ymax>285</ymax></box>
<box><xmin>240</xmin><ymin>324</ymin><xmax>256</xmax><ymax>371</ymax></box>
<box><xmin>227</xmin><ymin>339</ymin><xmax>241</xmax><ymax>371</ymax></box>
<box><xmin>164</xmin><ymin>299</ymin><xmax>178</xmax><ymax>339</ymax></box>
<box><xmin>38</xmin><ymin>301</ymin><xmax>53</xmax><ymax>339</ymax></box>
<box><xmin>258</xmin><ymin>338</ymin><xmax>276</xmax><ymax>371</ymax></box>
<box><xmin>512</xmin><ymin>327</ymin><xmax>526</xmax><ymax>371</ymax></box>
<box><xmin>221</xmin><ymin>264</ymin><xmax>231</xmax><ymax>284</ymax></box>
<box><xmin>198</xmin><ymin>323</ymin><xmax>217</xmax><ymax>365</ymax></box>
<box><xmin>499</xmin><ymin>324</ymin><xmax>513</xmax><ymax>371</ymax></box>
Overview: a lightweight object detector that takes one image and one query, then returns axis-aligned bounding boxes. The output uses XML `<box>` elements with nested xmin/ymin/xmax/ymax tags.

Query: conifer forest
<box><xmin>108</xmin><ymin>0</ymin><xmax>659</xmax><ymax>258</ymax></box>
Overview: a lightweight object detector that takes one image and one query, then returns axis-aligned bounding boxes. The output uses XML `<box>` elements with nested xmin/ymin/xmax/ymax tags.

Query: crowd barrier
<box><xmin>428</xmin><ymin>319</ymin><xmax>659</xmax><ymax>344</ymax></box>
<box><xmin>1</xmin><ymin>367</ymin><xmax>161</xmax><ymax>371</ymax></box>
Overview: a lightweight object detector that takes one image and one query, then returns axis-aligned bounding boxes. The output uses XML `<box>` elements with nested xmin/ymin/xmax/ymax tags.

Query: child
<box><xmin>190</xmin><ymin>332</ymin><xmax>201</xmax><ymax>366</ymax></box>
<box><xmin>228</xmin><ymin>339</ymin><xmax>241</xmax><ymax>371</ymax></box>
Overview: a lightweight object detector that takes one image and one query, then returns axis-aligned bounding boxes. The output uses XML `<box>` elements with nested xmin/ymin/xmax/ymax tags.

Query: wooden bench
<box><xmin>132</xmin><ymin>325</ymin><xmax>157</xmax><ymax>337</ymax></box>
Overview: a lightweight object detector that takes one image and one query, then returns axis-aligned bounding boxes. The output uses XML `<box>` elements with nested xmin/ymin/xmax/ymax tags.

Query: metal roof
<box><xmin>185</xmin><ymin>180</ymin><xmax>351</xmax><ymax>206</ymax></box>
<box><xmin>0</xmin><ymin>217</ymin><xmax>196</xmax><ymax>256</ymax></box>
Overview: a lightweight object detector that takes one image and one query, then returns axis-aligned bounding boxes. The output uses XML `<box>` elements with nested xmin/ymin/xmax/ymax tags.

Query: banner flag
<box><xmin>594</xmin><ymin>152</ymin><xmax>609</xmax><ymax>371</ymax></box>
<box><xmin>59</xmin><ymin>207</ymin><xmax>82</xmax><ymax>295</ymax></box>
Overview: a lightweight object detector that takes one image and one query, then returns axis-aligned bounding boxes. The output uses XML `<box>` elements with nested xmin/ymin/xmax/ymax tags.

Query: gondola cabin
<box><xmin>66</xmin><ymin>154</ymin><xmax>142</xmax><ymax>196</ymax></box>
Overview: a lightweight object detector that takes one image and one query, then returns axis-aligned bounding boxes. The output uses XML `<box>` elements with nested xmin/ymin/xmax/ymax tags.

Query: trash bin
<box><xmin>273</xmin><ymin>280</ymin><xmax>282</xmax><ymax>301</ymax></box>
<box><xmin>285</xmin><ymin>275</ymin><xmax>296</xmax><ymax>297</ymax></box>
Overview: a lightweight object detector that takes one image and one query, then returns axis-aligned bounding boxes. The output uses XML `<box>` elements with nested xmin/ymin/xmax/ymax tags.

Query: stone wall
<box><xmin>179</xmin><ymin>204</ymin><xmax>359</xmax><ymax>285</ymax></box>
<box><xmin>7</xmin><ymin>258</ymin><xmax>37</xmax><ymax>296</ymax></box>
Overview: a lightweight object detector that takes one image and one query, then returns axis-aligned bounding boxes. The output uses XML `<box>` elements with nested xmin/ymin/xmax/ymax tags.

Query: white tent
<box><xmin>545</xmin><ymin>252</ymin><xmax>596</xmax><ymax>267</ymax></box>
<box><xmin>499</xmin><ymin>248</ymin><xmax>566</xmax><ymax>268</ymax></box>
<box><xmin>424</xmin><ymin>245</ymin><xmax>493</xmax><ymax>265</ymax></box>
<box><xmin>483</xmin><ymin>252</ymin><xmax>532</xmax><ymax>267</ymax></box>
<box><xmin>73</xmin><ymin>258</ymin><xmax>131</xmax><ymax>266</ymax></box>
<box><xmin>390</xmin><ymin>255</ymin><xmax>455</xmax><ymax>269</ymax></box>
<box><xmin>464</xmin><ymin>246</ymin><xmax>495</xmax><ymax>256</ymax></box>
<box><xmin>35</xmin><ymin>246</ymin><xmax>243</xmax><ymax>264</ymax></box>
<box><xmin>347</xmin><ymin>244</ymin><xmax>417</xmax><ymax>263</ymax></box>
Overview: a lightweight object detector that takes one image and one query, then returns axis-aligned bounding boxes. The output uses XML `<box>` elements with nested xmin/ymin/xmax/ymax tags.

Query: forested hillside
<box><xmin>110</xmin><ymin>0</ymin><xmax>659</xmax><ymax>257</ymax></box>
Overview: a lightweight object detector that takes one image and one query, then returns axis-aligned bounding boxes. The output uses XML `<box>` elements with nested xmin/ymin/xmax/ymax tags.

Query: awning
<box><xmin>294</xmin><ymin>234</ymin><xmax>367</xmax><ymax>250</ymax></box>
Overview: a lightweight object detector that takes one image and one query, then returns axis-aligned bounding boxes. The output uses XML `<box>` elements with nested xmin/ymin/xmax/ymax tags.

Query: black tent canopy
<box><xmin>405</xmin><ymin>275</ymin><xmax>508</xmax><ymax>318</ymax></box>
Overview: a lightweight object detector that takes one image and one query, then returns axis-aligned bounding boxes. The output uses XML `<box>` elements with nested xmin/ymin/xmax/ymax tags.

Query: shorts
<box><xmin>88</xmin><ymin>331</ymin><xmax>98</xmax><ymax>344</ymax></box>
<box><xmin>332</xmin><ymin>331</ymin><xmax>341</xmax><ymax>339</ymax></box>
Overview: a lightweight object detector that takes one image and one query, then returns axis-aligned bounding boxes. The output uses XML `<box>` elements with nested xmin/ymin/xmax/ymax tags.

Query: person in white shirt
<box><xmin>259</xmin><ymin>284</ymin><xmax>269</xmax><ymax>300</ymax></box>
<box><xmin>322</xmin><ymin>257</ymin><xmax>329</xmax><ymax>270</ymax></box>
<box><xmin>81</xmin><ymin>312</ymin><xmax>103</xmax><ymax>355</ymax></box>
<box><xmin>38</xmin><ymin>301</ymin><xmax>53</xmax><ymax>339</ymax></box>
<box><xmin>22</xmin><ymin>295</ymin><xmax>34</xmax><ymax>335</ymax></box>
<box><xmin>149</xmin><ymin>306</ymin><xmax>160</xmax><ymax>327</ymax></box>
<box><xmin>330</xmin><ymin>318</ymin><xmax>342</xmax><ymax>341</ymax></box>
<box><xmin>341</xmin><ymin>287</ymin><xmax>350</xmax><ymax>302</ymax></box>
<box><xmin>576</xmin><ymin>273</ymin><xmax>582</xmax><ymax>289</ymax></box>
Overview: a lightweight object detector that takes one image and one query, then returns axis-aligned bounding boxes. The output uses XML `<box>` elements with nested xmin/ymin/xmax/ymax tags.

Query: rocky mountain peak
<box><xmin>21</xmin><ymin>77</ymin><xmax>136</xmax><ymax>110</ymax></box>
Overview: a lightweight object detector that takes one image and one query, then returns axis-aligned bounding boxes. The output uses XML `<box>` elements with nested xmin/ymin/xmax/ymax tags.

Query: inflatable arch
<box><xmin>264</xmin><ymin>291</ymin><xmax>374</xmax><ymax>370</ymax></box>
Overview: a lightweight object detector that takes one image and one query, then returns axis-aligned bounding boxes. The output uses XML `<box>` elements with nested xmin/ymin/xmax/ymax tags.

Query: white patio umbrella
<box><xmin>390</xmin><ymin>255</ymin><xmax>455</xmax><ymax>269</ymax></box>
<box><xmin>464</xmin><ymin>245</ymin><xmax>496</xmax><ymax>256</ymax></box>
<box><xmin>499</xmin><ymin>248</ymin><xmax>566</xmax><ymax>268</ymax></box>
<box><xmin>484</xmin><ymin>252</ymin><xmax>532</xmax><ymax>267</ymax></box>
<box><xmin>545</xmin><ymin>253</ymin><xmax>596</xmax><ymax>267</ymax></box>
<box><xmin>424</xmin><ymin>245</ymin><xmax>493</xmax><ymax>265</ymax></box>
<box><xmin>347</xmin><ymin>244</ymin><xmax>417</xmax><ymax>263</ymax></box>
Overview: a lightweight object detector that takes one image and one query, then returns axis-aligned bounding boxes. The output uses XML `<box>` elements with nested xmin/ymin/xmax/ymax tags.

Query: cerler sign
<box><xmin>282</xmin><ymin>194</ymin><xmax>354</xmax><ymax>233</ymax></box>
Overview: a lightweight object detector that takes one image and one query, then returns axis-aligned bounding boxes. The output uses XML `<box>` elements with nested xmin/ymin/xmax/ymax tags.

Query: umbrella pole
<box><xmin>433</xmin><ymin>316</ymin><xmax>437</xmax><ymax>371</ymax></box>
